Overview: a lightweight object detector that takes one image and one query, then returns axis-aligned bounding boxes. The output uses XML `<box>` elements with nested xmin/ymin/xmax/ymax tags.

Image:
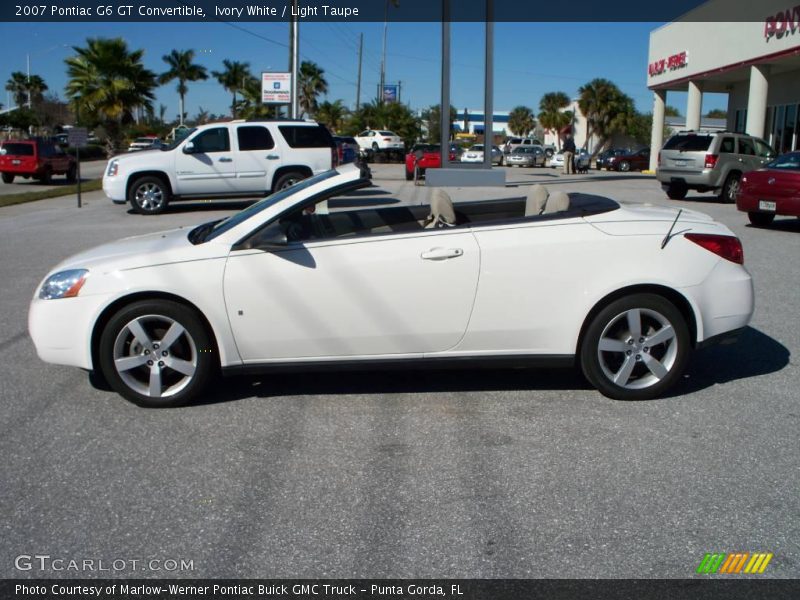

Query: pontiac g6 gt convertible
<box><xmin>29</xmin><ymin>164</ymin><xmax>753</xmax><ymax>407</ymax></box>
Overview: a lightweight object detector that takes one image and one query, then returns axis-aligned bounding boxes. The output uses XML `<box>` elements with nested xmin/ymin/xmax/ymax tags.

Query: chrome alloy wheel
<box><xmin>596</xmin><ymin>308</ymin><xmax>678</xmax><ymax>390</ymax></box>
<box><xmin>112</xmin><ymin>314</ymin><xmax>198</xmax><ymax>398</ymax></box>
<box><xmin>134</xmin><ymin>182</ymin><xmax>165</xmax><ymax>212</ymax></box>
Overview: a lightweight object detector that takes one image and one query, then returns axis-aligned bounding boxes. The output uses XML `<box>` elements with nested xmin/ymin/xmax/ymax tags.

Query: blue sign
<box><xmin>382</xmin><ymin>85</ymin><xmax>398</xmax><ymax>103</ymax></box>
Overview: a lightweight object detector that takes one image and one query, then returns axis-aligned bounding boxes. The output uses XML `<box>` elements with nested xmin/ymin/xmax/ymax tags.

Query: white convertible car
<box><xmin>29</xmin><ymin>164</ymin><xmax>754</xmax><ymax>407</ymax></box>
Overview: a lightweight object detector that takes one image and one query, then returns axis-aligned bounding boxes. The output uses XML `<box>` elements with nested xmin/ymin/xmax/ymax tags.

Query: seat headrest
<box><xmin>525</xmin><ymin>184</ymin><xmax>549</xmax><ymax>216</ymax></box>
<box><xmin>543</xmin><ymin>191</ymin><xmax>570</xmax><ymax>214</ymax></box>
<box><xmin>427</xmin><ymin>188</ymin><xmax>457</xmax><ymax>227</ymax></box>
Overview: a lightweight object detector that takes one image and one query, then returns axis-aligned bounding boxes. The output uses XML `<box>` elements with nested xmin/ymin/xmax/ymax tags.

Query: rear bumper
<box><xmin>736</xmin><ymin>191</ymin><xmax>800</xmax><ymax>217</ymax></box>
<box><xmin>657</xmin><ymin>169</ymin><xmax>719</xmax><ymax>189</ymax></box>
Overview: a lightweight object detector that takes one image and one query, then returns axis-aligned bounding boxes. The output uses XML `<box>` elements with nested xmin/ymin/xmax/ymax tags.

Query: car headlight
<box><xmin>39</xmin><ymin>269</ymin><xmax>89</xmax><ymax>300</ymax></box>
<box><xmin>106</xmin><ymin>160</ymin><xmax>119</xmax><ymax>177</ymax></box>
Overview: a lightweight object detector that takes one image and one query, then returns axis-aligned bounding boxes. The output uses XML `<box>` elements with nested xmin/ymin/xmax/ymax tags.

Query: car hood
<box><xmin>48</xmin><ymin>227</ymin><xmax>214</xmax><ymax>274</ymax></box>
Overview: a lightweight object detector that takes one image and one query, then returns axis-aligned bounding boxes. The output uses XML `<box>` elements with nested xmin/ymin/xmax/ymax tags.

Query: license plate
<box><xmin>674</xmin><ymin>160</ymin><xmax>686</xmax><ymax>167</ymax></box>
<box><xmin>12</xmin><ymin>159</ymin><xmax>21</xmax><ymax>165</ymax></box>
<box><xmin>758</xmin><ymin>200</ymin><xmax>777</xmax><ymax>211</ymax></box>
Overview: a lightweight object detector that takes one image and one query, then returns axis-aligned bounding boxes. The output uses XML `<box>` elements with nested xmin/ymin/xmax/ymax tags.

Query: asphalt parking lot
<box><xmin>1</xmin><ymin>164</ymin><xmax>798</xmax><ymax>578</ymax></box>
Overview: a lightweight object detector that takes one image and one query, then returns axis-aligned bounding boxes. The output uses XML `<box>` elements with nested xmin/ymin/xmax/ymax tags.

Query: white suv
<box><xmin>103</xmin><ymin>120</ymin><xmax>335</xmax><ymax>214</ymax></box>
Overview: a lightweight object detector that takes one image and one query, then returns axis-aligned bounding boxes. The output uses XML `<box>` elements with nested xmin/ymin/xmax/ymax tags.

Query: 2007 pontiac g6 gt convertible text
<box><xmin>29</xmin><ymin>164</ymin><xmax>754</xmax><ymax>407</ymax></box>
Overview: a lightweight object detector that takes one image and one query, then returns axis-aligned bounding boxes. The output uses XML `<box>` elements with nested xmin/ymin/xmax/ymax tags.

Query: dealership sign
<box><xmin>648</xmin><ymin>51</ymin><xmax>688</xmax><ymax>77</ymax></box>
<box><xmin>261</xmin><ymin>72</ymin><xmax>291</xmax><ymax>104</ymax></box>
<box><xmin>764</xmin><ymin>5</ymin><xmax>800</xmax><ymax>41</ymax></box>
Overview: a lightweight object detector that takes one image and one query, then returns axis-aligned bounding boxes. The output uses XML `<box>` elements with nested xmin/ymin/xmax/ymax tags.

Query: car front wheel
<box><xmin>98</xmin><ymin>300</ymin><xmax>215</xmax><ymax>407</ymax></box>
<box><xmin>719</xmin><ymin>172</ymin><xmax>741</xmax><ymax>204</ymax></box>
<box><xmin>580</xmin><ymin>293</ymin><xmax>690</xmax><ymax>400</ymax></box>
<box><xmin>748</xmin><ymin>211</ymin><xmax>775</xmax><ymax>227</ymax></box>
<box><xmin>618</xmin><ymin>160</ymin><xmax>631</xmax><ymax>172</ymax></box>
<box><xmin>129</xmin><ymin>175</ymin><xmax>170</xmax><ymax>214</ymax></box>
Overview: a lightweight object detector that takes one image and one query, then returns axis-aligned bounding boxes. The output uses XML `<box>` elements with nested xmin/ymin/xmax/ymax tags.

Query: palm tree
<box><xmin>508</xmin><ymin>105</ymin><xmax>536</xmax><ymax>137</ymax></box>
<box><xmin>315</xmin><ymin>100</ymin><xmax>348</xmax><ymax>132</ymax></box>
<box><xmin>212</xmin><ymin>60</ymin><xmax>252</xmax><ymax>118</ymax></box>
<box><xmin>159</xmin><ymin>49</ymin><xmax>208</xmax><ymax>126</ymax></box>
<box><xmin>298</xmin><ymin>61</ymin><xmax>328</xmax><ymax>118</ymax></box>
<box><xmin>5</xmin><ymin>72</ymin><xmax>48</xmax><ymax>108</ymax></box>
<box><xmin>65</xmin><ymin>37</ymin><xmax>157</xmax><ymax>155</ymax></box>
<box><xmin>237</xmin><ymin>75</ymin><xmax>274</xmax><ymax>120</ymax></box>
<box><xmin>537</xmin><ymin>91</ymin><xmax>572</xmax><ymax>149</ymax></box>
<box><xmin>578</xmin><ymin>78</ymin><xmax>635</xmax><ymax>151</ymax></box>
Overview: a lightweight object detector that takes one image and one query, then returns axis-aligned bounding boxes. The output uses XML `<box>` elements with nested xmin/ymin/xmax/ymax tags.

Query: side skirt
<box><xmin>222</xmin><ymin>354</ymin><xmax>576</xmax><ymax>377</ymax></box>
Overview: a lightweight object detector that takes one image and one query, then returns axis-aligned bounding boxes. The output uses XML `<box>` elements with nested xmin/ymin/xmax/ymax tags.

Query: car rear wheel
<box><xmin>40</xmin><ymin>167</ymin><xmax>52</xmax><ymax>184</ymax></box>
<box><xmin>719</xmin><ymin>172</ymin><xmax>740</xmax><ymax>204</ymax></box>
<box><xmin>129</xmin><ymin>175</ymin><xmax>170</xmax><ymax>215</ymax></box>
<box><xmin>1</xmin><ymin>173</ymin><xmax>14</xmax><ymax>184</ymax></box>
<box><xmin>580</xmin><ymin>293</ymin><xmax>690</xmax><ymax>400</ymax></box>
<box><xmin>98</xmin><ymin>300</ymin><xmax>215</xmax><ymax>408</ymax></box>
<box><xmin>618</xmin><ymin>160</ymin><xmax>631</xmax><ymax>172</ymax></box>
<box><xmin>274</xmin><ymin>171</ymin><xmax>307</xmax><ymax>191</ymax></box>
<box><xmin>66</xmin><ymin>164</ymin><xmax>77</xmax><ymax>183</ymax></box>
<box><xmin>666</xmin><ymin>182</ymin><xmax>688</xmax><ymax>200</ymax></box>
<box><xmin>405</xmin><ymin>167</ymin><xmax>414</xmax><ymax>181</ymax></box>
<box><xmin>748</xmin><ymin>212</ymin><xmax>775</xmax><ymax>227</ymax></box>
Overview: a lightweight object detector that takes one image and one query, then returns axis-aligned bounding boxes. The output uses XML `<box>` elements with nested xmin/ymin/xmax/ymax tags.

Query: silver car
<box><xmin>657</xmin><ymin>131</ymin><xmax>776</xmax><ymax>202</ymax></box>
<box><xmin>505</xmin><ymin>146</ymin><xmax>546</xmax><ymax>167</ymax></box>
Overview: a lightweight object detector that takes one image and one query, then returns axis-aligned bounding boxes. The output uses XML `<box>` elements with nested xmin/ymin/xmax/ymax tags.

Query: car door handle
<box><xmin>421</xmin><ymin>247</ymin><xmax>464</xmax><ymax>261</ymax></box>
<box><xmin>218</xmin><ymin>157</ymin><xmax>233</xmax><ymax>163</ymax></box>
<box><xmin>266</xmin><ymin>154</ymin><xmax>280</xmax><ymax>160</ymax></box>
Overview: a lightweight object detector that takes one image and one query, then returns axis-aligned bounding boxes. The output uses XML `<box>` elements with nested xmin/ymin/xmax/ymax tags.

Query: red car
<box><xmin>0</xmin><ymin>139</ymin><xmax>77</xmax><ymax>184</ymax></box>
<box><xmin>605</xmin><ymin>147</ymin><xmax>651</xmax><ymax>172</ymax></box>
<box><xmin>404</xmin><ymin>143</ymin><xmax>456</xmax><ymax>181</ymax></box>
<box><xmin>736</xmin><ymin>151</ymin><xmax>800</xmax><ymax>227</ymax></box>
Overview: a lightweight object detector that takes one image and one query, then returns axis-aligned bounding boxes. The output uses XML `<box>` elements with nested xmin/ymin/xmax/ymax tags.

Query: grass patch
<box><xmin>0</xmin><ymin>179</ymin><xmax>103</xmax><ymax>208</ymax></box>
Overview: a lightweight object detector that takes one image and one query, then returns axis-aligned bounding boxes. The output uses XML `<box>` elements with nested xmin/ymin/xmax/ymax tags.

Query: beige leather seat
<box><xmin>425</xmin><ymin>188</ymin><xmax>457</xmax><ymax>228</ymax></box>
<box><xmin>543</xmin><ymin>191</ymin><xmax>570</xmax><ymax>214</ymax></box>
<box><xmin>525</xmin><ymin>184</ymin><xmax>549</xmax><ymax>216</ymax></box>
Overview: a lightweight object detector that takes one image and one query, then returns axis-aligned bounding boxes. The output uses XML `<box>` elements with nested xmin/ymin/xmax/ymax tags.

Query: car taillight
<box><xmin>383</xmin><ymin>138</ymin><xmax>391</xmax><ymax>141</ymax></box>
<box><xmin>685</xmin><ymin>233</ymin><xmax>744</xmax><ymax>264</ymax></box>
<box><xmin>449</xmin><ymin>152</ymin><xmax>456</xmax><ymax>161</ymax></box>
<box><xmin>704</xmin><ymin>154</ymin><xmax>718</xmax><ymax>169</ymax></box>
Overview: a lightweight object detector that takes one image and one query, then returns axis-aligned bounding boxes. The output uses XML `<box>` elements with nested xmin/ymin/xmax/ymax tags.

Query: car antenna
<box><xmin>661</xmin><ymin>209</ymin><xmax>683</xmax><ymax>249</ymax></box>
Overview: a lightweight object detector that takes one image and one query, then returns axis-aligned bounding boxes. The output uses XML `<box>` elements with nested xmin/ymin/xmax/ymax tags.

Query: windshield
<box><xmin>161</xmin><ymin>128</ymin><xmax>196</xmax><ymax>151</ymax></box>
<box><xmin>412</xmin><ymin>144</ymin><xmax>440</xmax><ymax>153</ymax></box>
<box><xmin>200</xmin><ymin>170</ymin><xmax>339</xmax><ymax>243</ymax></box>
<box><xmin>766</xmin><ymin>152</ymin><xmax>800</xmax><ymax>170</ymax></box>
<box><xmin>470</xmin><ymin>145</ymin><xmax>484</xmax><ymax>151</ymax></box>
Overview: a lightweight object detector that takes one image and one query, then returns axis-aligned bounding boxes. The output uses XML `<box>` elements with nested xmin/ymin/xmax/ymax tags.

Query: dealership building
<box><xmin>647</xmin><ymin>0</ymin><xmax>800</xmax><ymax>170</ymax></box>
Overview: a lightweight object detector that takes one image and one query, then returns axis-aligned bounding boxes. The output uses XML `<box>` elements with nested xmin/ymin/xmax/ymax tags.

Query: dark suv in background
<box><xmin>656</xmin><ymin>131</ymin><xmax>775</xmax><ymax>202</ymax></box>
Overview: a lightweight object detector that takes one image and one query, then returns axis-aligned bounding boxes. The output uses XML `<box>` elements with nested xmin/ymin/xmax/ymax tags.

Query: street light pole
<box><xmin>26</xmin><ymin>53</ymin><xmax>31</xmax><ymax>108</ymax></box>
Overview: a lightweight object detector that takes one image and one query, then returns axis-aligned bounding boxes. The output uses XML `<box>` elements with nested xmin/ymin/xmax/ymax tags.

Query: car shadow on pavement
<box><xmin>746</xmin><ymin>219</ymin><xmax>800</xmax><ymax>232</ymax></box>
<box><xmin>197</xmin><ymin>365</ymin><xmax>593</xmax><ymax>406</ymax></box>
<box><xmin>668</xmin><ymin>326</ymin><xmax>790</xmax><ymax>397</ymax></box>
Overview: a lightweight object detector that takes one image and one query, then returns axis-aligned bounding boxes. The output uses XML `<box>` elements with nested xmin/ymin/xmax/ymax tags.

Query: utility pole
<box><xmin>398</xmin><ymin>80</ymin><xmax>402</xmax><ymax>103</ymax></box>
<box><xmin>289</xmin><ymin>0</ymin><xmax>299</xmax><ymax>118</ymax></box>
<box><xmin>26</xmin><ymin>53</ymin><xmax>31</xmax><ymax>108</ymax></box>
<box><xmin>379</xmin><ymin>0</ymin><xmax>388</xmax><ymax>103</ymax></box>
<box><xmin>355</xmin><ymin>33</ymin><xmax>363</xmax><ymax>111</ymax></box>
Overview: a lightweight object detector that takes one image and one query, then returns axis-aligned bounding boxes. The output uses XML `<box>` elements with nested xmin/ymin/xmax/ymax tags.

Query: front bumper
<box><xmin>28</xmin><ymin>293</ymin><xmax>110</xmax><ymax>370</ymax></box>
<box><xmin>103</xmin><ymin>175</ymin><xmax>127</xmax><ymax>203</ymax></box>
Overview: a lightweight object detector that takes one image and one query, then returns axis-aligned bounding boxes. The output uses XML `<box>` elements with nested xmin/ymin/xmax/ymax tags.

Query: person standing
<box><xmin>562</xmin><ymin>133</ymin><xmax>576</xmax><ymax>175</ymax></box>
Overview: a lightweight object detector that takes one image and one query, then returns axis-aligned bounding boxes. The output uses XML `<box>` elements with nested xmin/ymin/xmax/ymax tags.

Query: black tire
<box><xmin>40</xmin><ymin>167</ymin><xmax>52</xmax><ymax>184</ymax></box>
<box><xmin>405</xmin><ymin>167</ymin><xmax>414</xmax><ymax>181</ymax></box>
<box><xmin>545</xmin><ymin>148</ymin><xmax>554</xmax><ymax>158</ymax></box>
<box><xmin>666</xmin><ymin>183</ymin><xmax>688</xmax><ymax>200</ymax></box>
<box><xmin>1</xmin><ymin>173</ymin><xmax>14</xmax><ymax>184</ymax></box>
<box><xmin>274</xmin><ymin>171</ymin><xmax>307</xmax><ymax>191</ymax></box>
<box><xmin>748</xmin><ymin>212</ymin><xmax>775</xmax><ymax>227</ymax></box>
<box><xmin>98</xmin><ymin>300</ymin><xmax>216</xmax><ymax>408</ymax></box>
<box><xmin>128</xmin><ymin>175</ymin><xmax>170</xmax><ymax>215</ymax></box>
<box><xmin>580</xmin><ymin>293</ymin><xmax>690</xmax><ymax>401</ymax></box>
<box><xmin>65</xmin><ymin>164</ymin><xmax>77</xmax><ymax>183</ymax></box>
<box><xmin>372</xmin><ymin>142</ymin><xmax>380</xmax><ymax>153</ymax></box>
<box><xmin>618</xmin><ymin>160</ymin><xmax>631</xmax><ymax>172</ymax></box>
<box><xmin>719</xmin><ymin>172</ymin><xmax>741</xmax><ymax>204</ymax></box>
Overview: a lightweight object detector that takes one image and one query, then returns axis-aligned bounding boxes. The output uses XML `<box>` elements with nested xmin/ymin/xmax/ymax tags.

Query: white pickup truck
<box><xmin>103</xmin><ymin>120</ymin><xmax>335</xmax><ymax>214</ymax></box>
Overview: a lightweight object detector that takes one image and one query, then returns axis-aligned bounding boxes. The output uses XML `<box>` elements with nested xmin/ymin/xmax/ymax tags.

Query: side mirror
<box><xmin>251</xmin><ymin>225</ymin><xmax>288</xmax><ymax>251</ymax></box>
<box><xmin>182</xmin><ymin>141</ymin><xmax>195</xmax><ymax>154</ymax></box>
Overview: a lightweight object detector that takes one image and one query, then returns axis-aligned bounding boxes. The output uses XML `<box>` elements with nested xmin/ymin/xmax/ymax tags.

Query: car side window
<box><xmin>754</xmin><ymin>139</ymin><xmax>775</xmax><ymax>158</ymax></box>
<box><xmin>191</xmin><ymin>128</ymin><xmax>230</xmax><ymax>153</ymax></box>
<box><xmin>719</xmin><ymin>137</ymin><xmax>735</xmax><ymax>154</ymax></box>
<box><xmin>237</xmin><ymin>126</ymin><xmax>274</xmax><ymax>151</ymax></box>
<box><xmin>738</xmin><ymin>138</ymin><xmax>755</xmax><ymax>156</ymax></box>
<box><xmin>358</xmin><ymin>131</ymin><xmax>369</xmax><ymax>137</ymax></box>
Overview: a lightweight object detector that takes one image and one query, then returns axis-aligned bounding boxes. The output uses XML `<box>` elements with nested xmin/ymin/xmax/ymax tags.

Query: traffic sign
<box><xmin>67</xmin><ymin>127</ymin><xmax>88</xmax><ymax>148</ymax></box>
<box><xmin>262</xmin><ymin>72</ymin><xmax>291</xmax><ymax>104</ymax></box>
